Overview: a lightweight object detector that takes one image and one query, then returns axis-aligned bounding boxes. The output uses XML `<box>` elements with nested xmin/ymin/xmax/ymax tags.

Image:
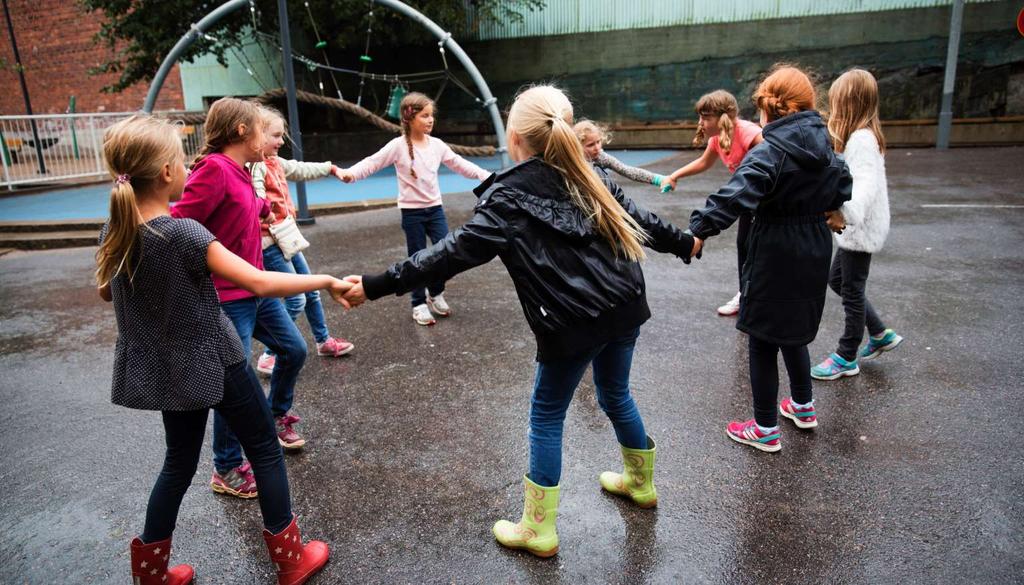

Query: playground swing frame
<box><xmin>141</xmin><ymin>0</ymin><xmax>509</xmax><ymax>168</ymax></box>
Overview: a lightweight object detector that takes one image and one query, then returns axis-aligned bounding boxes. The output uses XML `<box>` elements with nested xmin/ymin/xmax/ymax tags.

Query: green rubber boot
<box><xmin>492</xmin><ymin>475</ymin><xmax>560</xmax><ymax>558</ymax></box>
<box><xmin>599</xmin><ymin>435</ymin><xmax>658</xmax><ymax>508</ymax></box>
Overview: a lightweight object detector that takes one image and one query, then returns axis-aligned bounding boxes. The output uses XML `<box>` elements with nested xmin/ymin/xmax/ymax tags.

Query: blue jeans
<box><xmin>401</xmin><ymin>205</ymin><xmax>449</xmax><ymax>307</ymax></box>
<box><xmin>262</xmin><ymin>245</ymin><xmax>331</xmax><ymax>350</ymax></box>
<box><xmin>141</xmin><ymin>361</ymin><xmax>292</xmax><ymax>541</ymax></box>
<box><xmin>528</xmin><ymin>328</ymin><xmax>647</xmax><ymax>487</ymax></box>
<box><xmin>215</xmin><ymin>296</ymin><xmax>307</xmax><ymax>473</ymax></box>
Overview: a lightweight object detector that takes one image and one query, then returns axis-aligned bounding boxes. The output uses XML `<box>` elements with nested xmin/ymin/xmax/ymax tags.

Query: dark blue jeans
<box><xmin>262</xmin><ymin>245</ymin><xmax>332</xmax><ymax>350</ymax></box>
<box><xmin>141</xmin><ymin>361</ymin><xmax>292</xmax><ymax>542</ymax></box>
<box><xmin>215</xmin><ymin>296</ymin><xmax>307</xmax><ymax>473</ymax></box>
<box><xmin>401</xmin><ymin>205</ymin><xmax>449</xmax><ymax>307</ymax></box>
<box><xmin>529</xmin><ymin>328</ymin><xmax>648</xmax><ymax>487</ymax></box>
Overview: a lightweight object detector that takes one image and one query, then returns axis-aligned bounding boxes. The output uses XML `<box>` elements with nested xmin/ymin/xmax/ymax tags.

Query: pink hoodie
<box><xmin>347</xmin><ymin>136</ymin><xmax>491</xmax><ymax>209</ymax></box>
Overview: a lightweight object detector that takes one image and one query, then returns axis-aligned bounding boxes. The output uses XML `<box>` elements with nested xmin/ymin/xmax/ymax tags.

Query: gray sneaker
<box><xmin>210</xmin><ymin>462</ymin><xmax>258</xmax><ymax>499</ymax></box>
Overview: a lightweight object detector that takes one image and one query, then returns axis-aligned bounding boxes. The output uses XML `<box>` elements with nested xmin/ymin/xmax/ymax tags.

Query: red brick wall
<box><xmin>0</xmin><ymin>0</ymin><xmax>184</xmax><ymax>114</ymax></box>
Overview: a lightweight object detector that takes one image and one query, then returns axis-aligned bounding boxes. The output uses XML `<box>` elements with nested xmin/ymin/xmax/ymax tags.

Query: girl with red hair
<box><xmin>689</xmin><ymin>66</ymin><xmax>852</xmax><ymax>453</ymax></box>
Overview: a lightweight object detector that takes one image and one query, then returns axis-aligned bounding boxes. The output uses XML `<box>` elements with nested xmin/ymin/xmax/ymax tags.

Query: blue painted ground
<box><xmin>0</xmin><ymin>150</ymin><xmax>679</xmax><ymax>222</ymax></box>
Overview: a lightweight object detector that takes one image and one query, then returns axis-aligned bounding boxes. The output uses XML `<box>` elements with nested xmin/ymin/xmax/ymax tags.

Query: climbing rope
<box><xmin>164</xmin><ymin>88</ymin><xmax>496</xmax><ymax>157</ymax></box>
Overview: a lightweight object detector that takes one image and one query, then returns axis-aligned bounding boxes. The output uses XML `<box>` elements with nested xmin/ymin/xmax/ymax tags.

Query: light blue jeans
<box><xmin>262</xmin><ymin>245</ymin><xmax>331</xmax><ymax>347</ymax></box>
<box><xmin>528</xmin><ymin>328</ymin><xmax>648</xmax><ymax>487</ymax></box>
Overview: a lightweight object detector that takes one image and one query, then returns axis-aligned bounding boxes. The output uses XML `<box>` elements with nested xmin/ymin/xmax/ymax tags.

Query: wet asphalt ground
<box><xmin>1</xmin><ymin>146</ymin><xmax>1022</xmax><ymax>584</ymax></box>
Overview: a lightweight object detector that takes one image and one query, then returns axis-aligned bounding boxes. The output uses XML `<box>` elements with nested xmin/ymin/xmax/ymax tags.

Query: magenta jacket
<box><xmin>171</xmin><ymin>153</ymin><xmax>271</xmax><ymax>303</ymax></box>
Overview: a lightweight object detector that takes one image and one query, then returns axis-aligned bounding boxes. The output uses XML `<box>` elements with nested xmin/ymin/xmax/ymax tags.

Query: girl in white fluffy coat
<box><xmin>811</xmin><ymin>69</ymin><xmax>904</xmax><ymax>381</ymax></box>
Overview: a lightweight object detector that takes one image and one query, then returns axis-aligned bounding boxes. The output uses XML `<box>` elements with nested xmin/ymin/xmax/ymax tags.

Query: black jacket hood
<box><xmin>762</xmin><ymin>110</ymin><xmax>832</xmax><ymax>170</ymax></box>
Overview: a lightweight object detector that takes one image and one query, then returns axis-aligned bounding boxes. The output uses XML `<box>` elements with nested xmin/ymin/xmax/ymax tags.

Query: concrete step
<box><xmin>0</xmin><ymin>230</ymin><xmax>99</xmax><ymax>250</ymax></box>
<box><xmin>0</xmin><ymin>220</ymin><xmax>104</xmax><ymax>233</ymax></box>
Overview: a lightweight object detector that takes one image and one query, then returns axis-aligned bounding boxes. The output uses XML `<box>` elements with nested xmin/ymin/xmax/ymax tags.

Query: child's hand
<box><xmin>690</xmin><ymin>236</ymin><xmax>703</xmax><ymax>258</ymax></box>
<box><xmin>825</xmin><ymin>210</ymin><xmax>845</xmax><ymax>234</ymax></box>
<box><xmin>334</xmin><ymin>167</ymin><xmax>355</xmax><ymax>183</ymax></box>
<box><xmin>341</xmin><ymin>275</ymin><xmax>366</xmax><ymax>307</ymax></box>
<box><xmin>661</xmin><ymin>176</ymin><xmax>677</xmax><ymax>193</ymax></box>
<box><xmin>327</xmin><ymin>278</ymin><xmax>353</xmax><ymax>309</ymax></box>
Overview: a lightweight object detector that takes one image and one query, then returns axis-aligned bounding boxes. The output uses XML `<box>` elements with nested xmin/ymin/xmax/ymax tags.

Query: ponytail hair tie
<box><xmin>116</xmin><ymin>174</ymin><xmax>131</xmax><ymax>185</ymax></box>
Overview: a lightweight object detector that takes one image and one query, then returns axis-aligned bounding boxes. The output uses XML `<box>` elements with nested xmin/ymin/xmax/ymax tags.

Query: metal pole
<box><xmin>3</xmin><ymin>0</ymin><xmax>46</xmax><ymax>175</ymax></box>
<box><xmin>372</xmin><ymin>0</ymin><xmax>509</xmax><ymax>167</ymax></box>
<box><xmin>936</xmin><ymin>0</ymin><xmax>965</xmax><ymax>150</ymax></box>
<box><xmin>143</xmin><ymin>0</ymin><xmax>250</xmax><ymax>113</ymax></box>
<box><xmin>277</xmin><ymin>0</ymin><xmax>313</xmax><ymax>224</ymax></box>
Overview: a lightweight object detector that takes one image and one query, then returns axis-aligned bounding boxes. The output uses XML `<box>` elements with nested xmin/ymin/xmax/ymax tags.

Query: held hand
<box><xmin>335</xmin><ymin>168</ymin><xmax>355</xmax><ymax>183</ymax></box>
<box><xmin>825</xmin><ymin>210</ymin><xmax>846</xmax><ymax>234</ymax></box>
<box><xmin>263</xmin><ymin>211</ymin><xmax>277</xmax><ymax>225</ymax></box>
<box><xmin>690</xmin><ymin>236</ymin><xmax>703</xmax><ymax>258</ymax></box>
<box><xmin>341</xmin><ymin>275</ymin><xmax>366</xmax><ymax>306</ymax></box>
<box><xmin>327</xmin><ymin>278</ymin><xmax>353</xmax><ymax>309</ymax></box>
<box><xmin>661</xmin><ymin>176</ymin><xmax>677</xmax><ymax>193</ymax></box>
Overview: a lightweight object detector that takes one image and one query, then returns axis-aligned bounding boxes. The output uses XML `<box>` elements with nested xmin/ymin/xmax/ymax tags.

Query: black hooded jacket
<box><xmin>690</xmin><ymin>110</ymin><xmax>852</xmax><ymax>346</ymax></box>
<box><xmin>363</xmin><ymin>157</ymin><xmax>696</xmax><ymax>360</ymax></box>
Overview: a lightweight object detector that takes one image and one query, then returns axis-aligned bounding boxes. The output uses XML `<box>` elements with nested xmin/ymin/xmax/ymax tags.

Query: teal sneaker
<box><xmin>859</xmin><ymin>329</ymin><xmax>904</xmax><ymax>360</ymax></box>
<box><xmin>810</xmin><ymin>352</ymin><xmax>860</xmax><ymax>381</ymax></box>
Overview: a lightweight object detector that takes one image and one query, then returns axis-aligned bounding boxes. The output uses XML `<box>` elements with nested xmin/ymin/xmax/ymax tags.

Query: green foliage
<box><xmin>79</xmin><ymin>0</ymin><xmax>545</xmax><ymax>94</ymax></box>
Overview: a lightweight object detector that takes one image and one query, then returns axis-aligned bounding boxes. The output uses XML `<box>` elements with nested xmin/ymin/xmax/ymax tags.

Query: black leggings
<box><xmin>140</xmin><ymin>361</ymin><xmax>292</xmax><ymax>542</ymax></box>
<box><xmin>736</xmin><ymin>213</ymin><xmax>753</xmax><ymax>287</ymax></box>
<box><xmin>749</xmin><ymin>336</ymin><xmax>812</xmax><ymax>428</ymax></box>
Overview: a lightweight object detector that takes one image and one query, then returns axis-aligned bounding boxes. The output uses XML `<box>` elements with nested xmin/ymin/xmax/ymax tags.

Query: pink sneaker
<box><xmin>256</xmin><ymin>353</ymin><xmax>275</xmax><ymax>377</ymax></box>
<box><xmin>275</xmin><ymin>413</ymin><xmax>306</xmax><ymax>450</ymax></box>
<box><xmin>210</xmin><ymin>462</ymin><xmax>258</xmax><ymax>498</ymax></box>
<box><xmin>780</xmin><ymin>398</ymin><xmax>818</xmax><ymax>429</ymax></box>
<box><xmin>316</xmin><ymin>337</ymin><xmax>354</xmax><ymax>357</ymax></box>
<box><xmin>726</xmin><ymin>419</ymin><xmax>781</xmax><ymax>452</ymax></box>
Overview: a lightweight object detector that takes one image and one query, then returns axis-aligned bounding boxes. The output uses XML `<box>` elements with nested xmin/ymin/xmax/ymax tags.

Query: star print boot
<box><xmin>129</xmin><ymin>536</ymin><xmax>193</xmax><ymax>585</ymax></box>
<box><xmin>262</xmin><ymin>515</ymin><xmax>330</xmax><ymax>585</ymax></box>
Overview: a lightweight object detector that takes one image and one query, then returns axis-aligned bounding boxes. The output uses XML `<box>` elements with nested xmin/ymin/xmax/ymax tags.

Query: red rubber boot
<box><xmin>130</xmin><ymin>536</ymin><xmax>194</xmax><ymax>585</ymax></box>
<box><xmin>263</xmin><ymin>516</ymin><xmax>330</xmax><ymax>585</ymax></box>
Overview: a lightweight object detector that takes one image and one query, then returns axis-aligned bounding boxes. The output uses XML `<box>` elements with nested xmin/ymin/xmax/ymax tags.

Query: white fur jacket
<box><xmin>836</xmin><ymin>129</ymin><xmax>890</xmax><ymax>253</ymax></box>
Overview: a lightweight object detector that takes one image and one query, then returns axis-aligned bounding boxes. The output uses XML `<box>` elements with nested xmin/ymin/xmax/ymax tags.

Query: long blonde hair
<box><xmin>827</xmin><ymin>68</ymin><xmax>886</xmax><ymax>154</ymax></box>
<box><xmin>693</xmin><ymin>90</ymin><xmax>739</xmax><ymax>154</ymax></box>
<box><xmin>192</xmin><ymin>97</ymin><xmax>263</xmax><ymax>167</ymax></box>
<box><xmin>508</xmin><ymin>85</ymin><xmax>647</xmax><ymax>261</ymax></box>
<box><xmin>95</xmin><ymin>115</ymin><xmax>184</xmax><ymax>287</ymax></box>
<box><xmin>399</xmin><ymin>92</ymin><xmax>434</xmax><ymax>179</ymax></box>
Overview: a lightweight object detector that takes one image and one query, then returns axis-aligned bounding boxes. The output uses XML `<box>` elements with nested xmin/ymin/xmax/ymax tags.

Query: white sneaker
<box><xmin>412</xmin><ymin>303</ymin><xmax>437</xmax><ymax>326</ymax></box>
<box><xmin>717</xmin><ymin>292</ymin><xmax>741</xmax><ymax>316</ymax></box>
<box><xmin>427</xmin><ymin>293</ymin><xmax>452</xmax><ymax>317</ymax></box>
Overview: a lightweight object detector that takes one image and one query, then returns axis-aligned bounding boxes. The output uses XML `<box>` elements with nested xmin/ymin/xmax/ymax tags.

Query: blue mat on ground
<box><xmin>0</xmin><ymin>150</ymin><xmax>679</xmax><ymax>222</ymax></box>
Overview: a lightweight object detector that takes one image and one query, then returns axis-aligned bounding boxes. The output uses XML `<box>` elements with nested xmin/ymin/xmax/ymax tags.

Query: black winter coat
<box><xmin>363</xmin><ymin>157</ymin><xmax>696</xmax><ymax>361</ymax></box>
<box><xmin>689</xmin><ymin>110</ymin><xmax>852</xmax><ymax>346</ymax></box>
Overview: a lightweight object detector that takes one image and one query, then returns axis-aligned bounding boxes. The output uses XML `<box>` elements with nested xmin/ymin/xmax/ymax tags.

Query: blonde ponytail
<box><xmin>509</xmin><ymin>86</ymin><xmax>647</xmax><ymax>262</ymax></box>
<box><xmin>96</xmin><ymin>180</ymin><xmax>145</xmax><ymax>287</ymax></box>
<box><xmin>96</xmin><ymin>115</ymin><xmax>185</xmax><ymax>287</ymax></box>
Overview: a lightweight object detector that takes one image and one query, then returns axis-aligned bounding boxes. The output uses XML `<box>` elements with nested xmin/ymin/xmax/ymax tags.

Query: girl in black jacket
<box><xmin>343</xmin><ymin>85</ymin><xmax>698</xmax><ymax>558</ymax></box>
<box><xmin>689</xmin><ymin>66</ymin><xmax>851</xmax><ymax>453</ymax></box>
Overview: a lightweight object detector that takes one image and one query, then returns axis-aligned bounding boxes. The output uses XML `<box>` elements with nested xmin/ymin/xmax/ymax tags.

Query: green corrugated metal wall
<box><xmin>467</xmin><ymin>0</ymin><xmax>1002</xmax><ymax>39</ymax></box>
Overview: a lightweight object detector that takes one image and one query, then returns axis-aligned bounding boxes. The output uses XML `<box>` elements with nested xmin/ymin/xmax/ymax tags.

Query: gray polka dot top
<box><xmin>101</xmin><ymin>216</ymin><xmax>246</xmax><ymax>411</ymax></box>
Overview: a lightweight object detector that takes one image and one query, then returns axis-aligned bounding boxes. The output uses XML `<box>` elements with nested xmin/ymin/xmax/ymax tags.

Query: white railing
<box><xmin>0</xmin><ymin>112</ymin><xmax>205</xmax><ymax>190</ymax></box>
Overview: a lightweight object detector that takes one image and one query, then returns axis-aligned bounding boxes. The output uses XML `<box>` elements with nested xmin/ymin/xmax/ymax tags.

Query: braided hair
<box><xmin>399</xmin><ymin>92</ymin><xmax>435</xmax><ymax>179</ymax></box>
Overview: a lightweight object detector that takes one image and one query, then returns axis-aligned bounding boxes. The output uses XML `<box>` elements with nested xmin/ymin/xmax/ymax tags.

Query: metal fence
<box><xmin>0</xmin><ymin>112</ymin><xmax>205</xmax><ymax>191</ymax></box>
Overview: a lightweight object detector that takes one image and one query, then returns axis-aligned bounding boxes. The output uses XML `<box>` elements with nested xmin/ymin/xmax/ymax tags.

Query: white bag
<box><xmin>269</xmin><ymin>215</ymin><xmax>310</xmax><ymax>260</ymax></box>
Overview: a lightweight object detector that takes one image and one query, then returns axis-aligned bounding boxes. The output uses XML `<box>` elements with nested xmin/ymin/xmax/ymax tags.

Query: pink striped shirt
<box><xmin>347</xmin><ymin>136</ymin><xmax>491</xmax><ymax>209</ymax></box>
